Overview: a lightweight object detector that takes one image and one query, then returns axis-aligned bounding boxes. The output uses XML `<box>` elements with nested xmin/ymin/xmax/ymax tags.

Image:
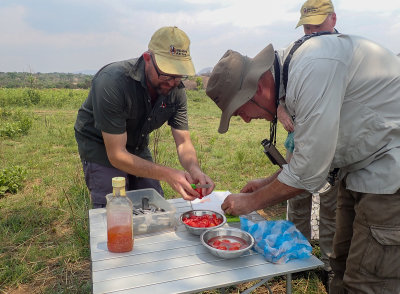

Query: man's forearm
<box><xmin>176</xmin><ymin>143</ymin><xmax>201</xmax><ymax>174</ymax></box>
<box><xmin>103</xmin><ymin>131</ymin><xmax>180</xmax><ymax>183</ymax></box>
<box><xmin>253</xmin><ymin>179</ymin><xmax>304</xmax><ymax>210</ymax></box>
<box><xmin>109</xmin><ymin>150</ymin><xmax>175</xmax><ymax>181</ymax></box>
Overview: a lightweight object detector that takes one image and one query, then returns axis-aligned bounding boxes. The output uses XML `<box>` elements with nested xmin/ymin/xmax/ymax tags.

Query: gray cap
<box><xmin>206</xmin><ymin>44</ymin><xmax>275</xmax><ymax>133</ymax></box>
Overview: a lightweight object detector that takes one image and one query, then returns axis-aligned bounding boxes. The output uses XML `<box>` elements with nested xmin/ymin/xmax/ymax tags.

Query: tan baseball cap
<box><xmin>206</xmin><ymin>44</ymin><xmax>275</xmax><ymax>134</ymax></box>
<box><xmin>148</xmin><ymin>26</ymin><xmax>196</xmax><ymax>76</ymax></box>
<box><xmin>296</xmin><ymin>0</ymin><xmax>334</xmax><ymax>28</ymax></box>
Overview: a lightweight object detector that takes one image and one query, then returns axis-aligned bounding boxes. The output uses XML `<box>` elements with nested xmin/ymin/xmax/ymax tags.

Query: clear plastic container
<box><xmin>106</xmin><ymin>177</ymin><xmax>133</xmax><ymax>253</ymax></box>
<box><xmin>106</xmin><ymin>188</ymin><xmax>177</xmax><ymax>235</ymax></box>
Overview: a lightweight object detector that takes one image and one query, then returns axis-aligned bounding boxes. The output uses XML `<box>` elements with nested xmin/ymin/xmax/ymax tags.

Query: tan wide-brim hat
<box><xmin>148</xmin><ymin>26</ymin><xmax>196</xmax><ymax>76</ymax></box>
<box><xmin>296</xmin><ymin>0</ymin><xmax>334</xmax><ymax>28</ymax></box>
<box><xmin>206</xmin><ymin>44</ymin><xmax>275</xmax><ymax>134</ymax></box>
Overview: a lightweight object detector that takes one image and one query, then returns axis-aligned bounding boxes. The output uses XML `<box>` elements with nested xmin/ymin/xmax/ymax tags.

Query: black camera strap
<box><xmin>282</xmin><ymin>31</ymin><xmax>337</xmax><ymax>92</ymax></box>
<box><xmin>269</xmin><ymin>51</ymin><xmax>281</xmax><ymax>146</ymax></box>
<box><xmin>260</xmin><ymin>51</ymin><xmax>285</xmax><ymax>168</ymax></box>
<box><xmin>264</xmin><ymin>31</ymin><xmax>338</xmax><ymax>168</ymax></box>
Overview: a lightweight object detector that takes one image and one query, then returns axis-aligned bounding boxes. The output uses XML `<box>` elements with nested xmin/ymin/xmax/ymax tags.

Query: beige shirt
<box><xmin>277</xmin><ymin>34</ymin><xmax>400</xmax><ymax>194</ymax></box>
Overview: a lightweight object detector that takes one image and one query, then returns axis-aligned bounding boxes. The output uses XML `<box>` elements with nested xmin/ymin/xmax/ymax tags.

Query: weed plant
<box><xmin>0</xmin><ymin>88</ymin><xmax>325</xmax><ymax>293</ymax></box>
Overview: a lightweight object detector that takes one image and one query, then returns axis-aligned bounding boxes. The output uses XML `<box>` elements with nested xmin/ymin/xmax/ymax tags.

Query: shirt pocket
<box><xmin>360</xmin><ymin>225</ymin><xmax>400</xmax><ymax>279</ymax></box>
<box><xmin>151</xmin><ymin>103</ymin><xmax>175</xmax><ymax>131</ymax></box>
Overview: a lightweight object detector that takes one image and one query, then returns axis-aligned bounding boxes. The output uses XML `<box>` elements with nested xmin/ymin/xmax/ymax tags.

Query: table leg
<box><xmin>241</xmin><ymin>278</ymin><xmax>272</xmax><ymax>294</ymax></box>
<box><xmin>286</xmin><ymin>273</ymin><xmax>292</xmax><ymax>294</ymax></box>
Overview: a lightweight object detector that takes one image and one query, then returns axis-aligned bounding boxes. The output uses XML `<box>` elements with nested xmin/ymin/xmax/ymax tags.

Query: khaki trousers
<box><xmin>330</xmin><ymin>179</ymin><xmax>400</xmax><ymax>294</ymax></box>
<box><xmin>287</xmin><ymin>183</ymin><xmax>338</xmax><ymax>271</ymax></box>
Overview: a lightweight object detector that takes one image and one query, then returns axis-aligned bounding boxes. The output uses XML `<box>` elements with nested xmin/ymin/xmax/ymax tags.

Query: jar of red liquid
<box><xmin>106</xmin><ymin>177</ymin><xmax>133</xmax><ymax>253</ymax></box>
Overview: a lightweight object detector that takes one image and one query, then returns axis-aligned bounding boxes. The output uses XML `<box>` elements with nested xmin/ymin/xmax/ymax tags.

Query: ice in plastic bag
<box><xmin>240</xmin><ymin>217</ymin><xmax>312</xmax><ymax>264</ymax></box>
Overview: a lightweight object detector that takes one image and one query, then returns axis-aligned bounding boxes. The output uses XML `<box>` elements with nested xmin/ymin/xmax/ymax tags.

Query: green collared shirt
<box><xmin>74</xmin><ymin>56</ymin><xmax>189</xmax><ymax>167</ymax></box>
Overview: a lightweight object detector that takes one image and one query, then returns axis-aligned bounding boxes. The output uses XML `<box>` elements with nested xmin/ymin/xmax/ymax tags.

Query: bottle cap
<box><xmin>112</xmin><ymin>177</ymin><xmax>126</xmax><ymax>188</ymax></box>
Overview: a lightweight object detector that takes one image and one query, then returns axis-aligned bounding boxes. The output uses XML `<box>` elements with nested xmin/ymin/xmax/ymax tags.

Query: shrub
<box><xmin>0</xmin><ymin>109</ymin><xmax>33</xmax><ymax>138</ymax></box>
<box><xmin>195</xmin><ymin>77</ymin><xmax>204</xmax><ymax>90</ymax></box>
<box><xmin>0</xmin><ymin>165</ymin><xmax>27</xmax><ymax>196</ymax></box>
<box><xmin>25</xmin><ymin>88</ymin><xmax>41</xmax><ymax>105</ymax></box>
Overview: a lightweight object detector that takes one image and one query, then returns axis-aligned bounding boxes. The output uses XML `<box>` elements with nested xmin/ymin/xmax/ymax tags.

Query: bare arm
<box><xmin>221</xmin><ymin>178</ymin><xmax>304</xmax><ymax>216</ymax></box>
<box><xmin>240</xmin><ymin>169</ymin><xmax>281</xmax><ymax>193</ymax></box>
<box><xmin>102</xmin><ymin>131</ymin><xmax>198</xmax><ymax>200</ymax></box>
<box><xmin>171</xmin><ymin>127</ymin><xmax>215</xmax><ymax>196</ymax></box>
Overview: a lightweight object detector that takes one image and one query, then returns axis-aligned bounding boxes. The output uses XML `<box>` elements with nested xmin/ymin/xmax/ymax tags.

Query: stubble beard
<box><xmin>146</xmin><ymin>73</ymin><xmax>174</xmax><ymax>96</ymax></box>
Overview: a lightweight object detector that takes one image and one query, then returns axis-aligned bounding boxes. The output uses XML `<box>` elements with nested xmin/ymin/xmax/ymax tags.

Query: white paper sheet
<box><xmin>190</xmin><ymin>190</ymin><xmax>231</xmax><ymax>214</ymax></box>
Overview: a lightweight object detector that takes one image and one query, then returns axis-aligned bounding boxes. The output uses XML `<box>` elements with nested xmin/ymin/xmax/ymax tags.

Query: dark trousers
<box><xmin>81</xmin><ymin>160</ymin><xmax>164</xmax><ymax>208</ymax></box>
<box><xmin>330</xmin><ymin>179</ymin><xmax>400</xmax><ymax>294</ymax></box>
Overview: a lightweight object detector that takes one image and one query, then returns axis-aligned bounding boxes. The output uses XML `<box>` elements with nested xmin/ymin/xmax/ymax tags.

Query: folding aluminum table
<box><xmin>89</xmin><ymin>198</ymin><xmax>323</xmax><ymax>294</ymax></box>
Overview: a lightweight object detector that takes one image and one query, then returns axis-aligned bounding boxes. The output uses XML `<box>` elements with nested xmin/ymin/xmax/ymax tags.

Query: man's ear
<box><xmin>143</xmin><ymin>51</ymin><xmax>151</xmax><ymax>62</ymax></box>
<box><xmin>331</xmin><ymin>12</ymin><xmax>337</xmax><ymax>27</ymax></box>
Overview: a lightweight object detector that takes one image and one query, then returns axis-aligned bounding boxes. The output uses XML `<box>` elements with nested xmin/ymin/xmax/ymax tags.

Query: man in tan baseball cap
<box><xmin>75</xmin><ymin>26</ymin><xmax>214</xmax><ymax>209</ymax></box>
<box><xmin>296</xmin><ymin>0</ymin><xmax>336</xmax><ymax>34</ymax></box>
<box><xmin>148</xmin><ymin>26</ymin><xmax>196</xmax><ymax>76</ymax></box>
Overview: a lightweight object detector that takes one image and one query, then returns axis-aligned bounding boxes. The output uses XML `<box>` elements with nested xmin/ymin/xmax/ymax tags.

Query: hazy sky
<box><xmin>1</xmin><ymin>0</ymin><xmax>399</xmax><ymax>74</ymax></box>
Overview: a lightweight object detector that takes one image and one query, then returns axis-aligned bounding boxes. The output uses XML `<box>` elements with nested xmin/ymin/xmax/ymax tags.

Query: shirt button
<box><xmin>136</xmin><ymin>147</ymin><xmax>139</xmax><ymax>150</ymax></box>
<box><xmin>141</xmin><ymin>134</ymin><xmax>144</xmax><ymax>137</ymax></box>
<box><xmin>148</xmin><ymin>117</ymin><xmax>151</xmax><ymax>121</ymax></box>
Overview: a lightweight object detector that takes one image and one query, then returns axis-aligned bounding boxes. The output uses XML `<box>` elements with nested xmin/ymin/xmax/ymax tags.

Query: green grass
<box><xmin>0</xmin><ymin>88</ymin><xmax>325</xmax><ymax>293</ymax></box>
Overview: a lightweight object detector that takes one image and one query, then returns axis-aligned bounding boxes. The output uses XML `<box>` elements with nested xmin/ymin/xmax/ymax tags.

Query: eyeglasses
<box><xmin>249</xmin><ymin>98</ymin><xmax>275</xmax><ymax>117</ymax></box>
<box><xmin>150</xmin><ymin>54</ymin><xmax>188</xmax><ymax>82</ymax></box>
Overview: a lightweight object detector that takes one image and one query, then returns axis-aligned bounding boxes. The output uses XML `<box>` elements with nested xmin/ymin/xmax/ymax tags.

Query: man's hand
<box><xmin>221</xmin><ymin>193</ymin><xmax>256</xmax><ymax>216</ymax></box>
<box><xmin>188</xmin><ymin>169</ymin><xmax>215</xmax><ymax>198</ymax></box>
<box><xmin>163</xmin><ymin>169</ymin><xmax>200</xmax><ymax>201</ymax></box>
<box><xmin>277</xmin><ymin>104</ymin><xmax>294</xmax><ymax>132</ymax></box>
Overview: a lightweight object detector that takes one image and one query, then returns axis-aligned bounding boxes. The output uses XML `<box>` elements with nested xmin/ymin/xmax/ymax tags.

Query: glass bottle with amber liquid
<box><xmin>106</xmin><ymin>177</ymin><xmax>133</xmax><ymax>253</ymax></box>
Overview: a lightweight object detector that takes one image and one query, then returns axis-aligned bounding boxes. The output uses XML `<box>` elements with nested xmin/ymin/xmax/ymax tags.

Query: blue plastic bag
<box><xmin>284</xmin><ymin>132</ymin><xmax>295</xmax><ymax>153</ymax></box>
<box><xmin>240</xmin><ymin>218</ymin><xmax>312</xmax><ymax>264</ymax></box>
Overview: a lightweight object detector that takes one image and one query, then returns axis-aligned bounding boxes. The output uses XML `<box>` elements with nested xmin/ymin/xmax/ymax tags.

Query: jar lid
<box><xmin>112</xmin><ymin>177</ymin><xmax>125</xmax><ymax>187</ymax></box>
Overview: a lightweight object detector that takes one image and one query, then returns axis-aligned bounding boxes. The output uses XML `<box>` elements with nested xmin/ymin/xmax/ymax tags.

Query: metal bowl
<box><xmin>180</xmin><ymin>210</ymin><xmax>226</xmax><ymax>235</ymax></box>
<box><xmin>200</xmin><ymin>227</ymin><xmax>254</xmax><ymax>259</ymax></box>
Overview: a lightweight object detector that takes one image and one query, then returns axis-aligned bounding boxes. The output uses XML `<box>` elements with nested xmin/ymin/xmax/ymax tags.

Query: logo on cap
<box><xmin>304</xmin><ymin>7</ymin><xmax>318</xmax><ymax>14</ymax></box>
<box><xmin>169</xmin><ymin>44</ymin><xmax>188</xmax><ymax>57</ymax></box>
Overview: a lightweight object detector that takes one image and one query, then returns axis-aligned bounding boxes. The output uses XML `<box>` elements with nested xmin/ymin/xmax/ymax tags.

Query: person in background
<box><xmin>206</xmin><ymin>32</ymin><xmax>400</xmax><ymax>293</ymax></box>
<box><xmin>277</xmin><ymin>0</ymin><xmax>338</xmax><ymax>288</ymax></box>
<box><xmin>74</xmin><ymin>26</ymin><xmax>214</xmax><ymax>208</ymax></box>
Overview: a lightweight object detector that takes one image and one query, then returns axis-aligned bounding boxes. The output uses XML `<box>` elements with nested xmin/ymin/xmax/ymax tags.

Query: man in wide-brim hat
<box><xmin>206</xmin><ymin>32</ymin><xmax>400</xmax><ymax>293</ymax></box>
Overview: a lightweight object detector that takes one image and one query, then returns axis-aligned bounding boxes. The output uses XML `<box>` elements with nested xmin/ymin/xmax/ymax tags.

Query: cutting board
<box><xmin>190</xmin><ymin>190</ymin><xmax>231</xmax><ymax>215</ymax></box>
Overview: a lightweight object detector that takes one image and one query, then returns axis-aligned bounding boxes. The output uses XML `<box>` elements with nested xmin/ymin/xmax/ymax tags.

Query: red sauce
<box><xmin>107</xmin><ymin>225</ymin><xmax>133</xmax><ymax>253</ymax></box>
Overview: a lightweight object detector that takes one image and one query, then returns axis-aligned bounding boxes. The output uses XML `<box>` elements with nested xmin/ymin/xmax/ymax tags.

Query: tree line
<box><xmin>0</xmin><ymin>72</ymin><xmax>93</xmax><ymax>89</ymax></box>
